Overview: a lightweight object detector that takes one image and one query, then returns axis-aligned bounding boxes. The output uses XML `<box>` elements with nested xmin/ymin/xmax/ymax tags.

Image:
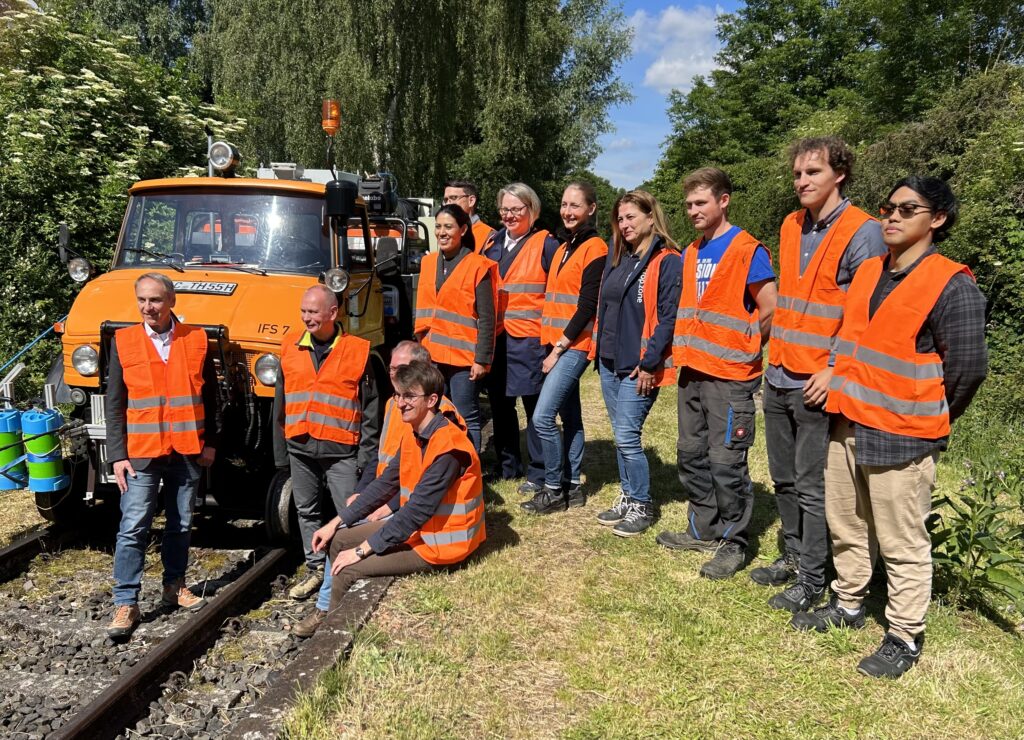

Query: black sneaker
<box><xmin>566</xmin><ymin>484</ymin><xmax>586</xmax><ymax>508</ymax></box>
<box><xmin>596</xmin><ymin>491</ymin><xmax>630</xmax><ymax>526</ymax></box>
<box><xmin>518</xmin><ymin>481</ymin><xmax>542</xmax><ymax>496</ymax></box>
<box><xmin>768</xmin><ymin>582</ymin><xmax>824</xmax><ymax>613</ymax></box>
<box><xmin>520</xmin><ymin>487</ymin><xmax>568</xmax><ymax>515</ymax></box>
<box><xmin>611</xmin><ymin>500</ymin><xmax>655</xmax><ymax>537</ymax></box>
<box><xmin>749</xmin><ymin>552</ymin><xmax>799</xmax><ymax>587</ymax></box>
<box><xmin>655</xmin><ymin>530</ymin><xmax>718</xmax><ymax>553</ymax></box>
<box><xmin>699</xmin><ymin>540</ymin><xmax>746</xmax><ymax>580</ymax></box>
<box><xmin>790</xmin><ymin>596</ymin><xmax>866</xmax><ymax>633</ymax></box>
<box><xmin>857</xmin><ymin>633</ymin><xmax>924</xmax><ymax>679</ymax></box>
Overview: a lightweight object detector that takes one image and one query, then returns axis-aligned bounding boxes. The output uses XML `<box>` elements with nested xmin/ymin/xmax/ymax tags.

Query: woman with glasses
<box><xmin>480</xmin><ymin>182</ymin><xmax>561</xmax><ymax>492</ymax></box>
<box><xmin>593</xmin><ymin>190</ymin><xmax>681</xmax><ymax>537</ymax></box>
<box><xmin>521</xmin><ymin>181</ymin><xmax>608</xmax><ymax>515</ymax></box>
<box><xmin>414</xmin><ymin>204</ymin><xmax>498</xmax><ymax>452</ymax></box>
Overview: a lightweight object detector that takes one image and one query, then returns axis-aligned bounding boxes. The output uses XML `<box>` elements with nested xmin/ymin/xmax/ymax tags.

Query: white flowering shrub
<box><xmin>0</xmin><ymin>1</ymin><xmax>244</xmax><ymax>389</ymax></box>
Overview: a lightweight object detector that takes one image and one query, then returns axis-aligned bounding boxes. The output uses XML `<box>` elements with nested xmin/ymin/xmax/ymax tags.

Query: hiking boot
<box><xmin>857</xmin><ymin>633</ymin><xmax>924</xmax><ymax>679</ymax></box>
<box><xmin>790</xmin><ymin>596</ymin><xmax>866</xmax><ymax>633</ymax></box>
<box><xmin>566</xmin><ymin>483</ymin><xmax>586</xmax><ymax>508</ymax></box>
<box><xmin>749</xmin><ymin>552</ymin><xmax>799</xmax><ymax>587</ymax></box>
<box><xmin>520</xmin><ymin>487</ymin><xmax>568</xmax><ymax>515</ymax></box>
<box><xmin>518</xmin><ymin>481</ymin><xmax>542</xmax><ymax>496</ymax></box>
<box><xmin>288</xmin><ymin>566</ymin><xmax>325</xmax><ymax>600</ymax></box>
<box><xmin>768</xmin><ymin>582</ymin><xmax>824</xmax><ymax>613</ymax></box>
<box><xmin>612</xmin><ymin>500</ymin><xmax>655</xmax><ymax>537</ymax></box>
<box><xmin>107</xmin><ymin>604</ymin><xmax>141</xmax><ymax>640</ymax></box>
<box><xmin>162</xmin><ymin>582</ymin><xmax>207</xmax><ymax>612</ymax></box>
<box><xmin>289</xmin><ymin>608</ymin><xmax>328</xmax><ymax>639</ymax></box>
<box><xmin>699</xmin><ymin>541</ymin><xmax>746</xmax><ymax>580</ymax></box>
<box><xmin>655</xmin><ymin>530</ymin><xmax>719</xmax><ymax>553</ymax></box>
<box><xmin>596</xmin><ymin>491</ymin><xmax>630</xmax><ymax>526</ymax></box>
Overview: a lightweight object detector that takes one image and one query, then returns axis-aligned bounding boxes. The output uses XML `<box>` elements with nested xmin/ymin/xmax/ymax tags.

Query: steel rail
<box><xmin>0</xmin><ymin>526</ymin><xmax>79</xmax><ymax>581</ymax></box>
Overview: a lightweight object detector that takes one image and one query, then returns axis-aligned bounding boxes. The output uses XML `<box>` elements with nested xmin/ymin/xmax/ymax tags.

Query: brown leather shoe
<box><xmin>107</xmin><ymin>604</ymin><xmax>141</xmax><ymax>640</ymax></box>
<box><xmin>162</xmin><ymin>582</ymin><xmax>207</xmax><ymax>612</ymax></box>
<box><xmin>289</xmin><ymin>608</ymin><xmax>327</xmax><ymax>639</ymax></box>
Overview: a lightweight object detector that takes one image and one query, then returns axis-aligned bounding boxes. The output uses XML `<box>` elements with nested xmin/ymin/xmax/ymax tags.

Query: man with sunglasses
<box><xmin>792</xmin><ymin>176</ymin><xmax>987</xmax><ymax>679</ymax></box>
<box><xmin>755</xmin><ymin>137</ymin><xmax>886</xmax><ymax>612</ymax></box>
<box><xmin>443</xmin><ymin>180</ymin><xmax>495</xmax><ymax>252</ymax></box>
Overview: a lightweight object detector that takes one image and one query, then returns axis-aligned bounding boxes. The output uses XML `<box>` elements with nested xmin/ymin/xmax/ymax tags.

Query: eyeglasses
<box><xmin>879</xmin><ymin>202</ymin><xmax>934</xmax><ymax>219</ymax></box>
<box><xmin>499</xmin><ymin>205</ymin><xmax>528</xmax><ymax>217</ymax></box>
<box><xmin>442</xmin><ymin>194</ymin><xmax>468</xmax><ymax>204</ymax></box>
<box><xmin>395</xmin><ymin>392</ymin><xmax>428</xmax><ymax>403</ymax></box>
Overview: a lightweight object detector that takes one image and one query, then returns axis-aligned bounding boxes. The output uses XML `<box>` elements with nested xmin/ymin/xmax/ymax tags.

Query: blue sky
<box><xmin>592</xmin><ymin>0</ymin><xmax>742</xmax><ymax>190</ymax></box>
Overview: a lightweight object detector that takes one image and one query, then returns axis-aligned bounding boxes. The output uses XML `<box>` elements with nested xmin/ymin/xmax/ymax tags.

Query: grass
<box><xmin>281</xmin><ymin>372</ymin><xmax>1024</xmax><ymax>739</ymax></box>
<box><xmin>0</xmin><ymin>489</ymin><xmax>47</xmax><ymax>547</ymax></box>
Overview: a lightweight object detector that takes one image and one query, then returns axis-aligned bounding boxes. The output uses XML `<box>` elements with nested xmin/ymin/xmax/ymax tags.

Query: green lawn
<box><xmin>283</xmin><ymin>372</ymin><xmax>1024</xmax><ymax>739</ymax></box>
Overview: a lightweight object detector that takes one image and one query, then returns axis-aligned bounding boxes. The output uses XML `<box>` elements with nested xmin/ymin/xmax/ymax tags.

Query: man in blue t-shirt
<box><xmin>656</xmin><ymin>168</ymin><xmax>777</xmax><ymax>581</ymax></box>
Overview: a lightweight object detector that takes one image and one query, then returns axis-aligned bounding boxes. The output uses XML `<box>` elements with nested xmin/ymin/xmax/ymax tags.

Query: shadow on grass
<box><xmin>465</xmin><ymin>510</ymin><xmax>519</xmax><ymax>565</ymax></box>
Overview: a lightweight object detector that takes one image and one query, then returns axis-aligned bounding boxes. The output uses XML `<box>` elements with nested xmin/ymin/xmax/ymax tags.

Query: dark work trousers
<box><xmin>677</xmin><ymin>370</ymin><xmax>759</xmax><ymax>548</ymax></box>
<box><xmin>327</xmin><ymin>520</ymin><xmax>441</xmax><ymax>612</ymax></box>
<box><xmin>289</xmin><ymin>451</ymin><xmax>358</xmax><ymax>571</ymax></box>
<box><xmin>484</xmin><ymin>334</ymin><xmax>524</xmax><ymax>479</ymax></box>
<box><xmin>763</xmin><ymin>383</ymin><xmax>830</xmax><ymax>589</ymax></box>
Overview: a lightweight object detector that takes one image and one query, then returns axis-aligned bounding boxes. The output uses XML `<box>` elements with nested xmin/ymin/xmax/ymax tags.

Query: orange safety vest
<box><xmin>641</xmin><ymin>249</ymin><xmax>678</xmax><ymax>387</ymax></box>
<box><xmin>499</xmin><ymin>230</ymin><xmax>551</xmax><ymax>338</ymax></box>
<box><xmin>541</xmin><ymin>236</ymin><xmax>608</xmax><ymax>353</ymax></box>
<box><xmin>769</xmin><ymin>205</ymin><xmax>876</xmax><ymax>374</ymax></box>
<box><xmin>826</xmin><ymin>253</ymin><xmax>972</xmax><ymax>439</ymax></box>
<box><xmin>415</xmin><ymin>251</ymin><xmax>498</xmax><ymax>367</ymax></box>
<box><xmin>472</xmin><ymin>220</ymin><xmax>495</xmax><ymax>254</ymax></box>
<box><xmin>399</xmin><ymin>419</ymin><xmax>486</xmax><ymax>565</ymax></box>
<box><xmin>673</xmin><ymin>230</ymin><xmax>767</xmax><ymax>381</ymax></box>
<box><xmin>115</xmin><ymin>322</ymin><xmax>207</xmax><ymax>459</ymax></box>
<box><xmin>281</xmin><ymin>328</ymin><xmax>370</xmax><ymax>445</ymax></box>
<box><xmin>376</xmin><ymin>395</ymin><xmax>465</xmax><ymax>476</ymax></box>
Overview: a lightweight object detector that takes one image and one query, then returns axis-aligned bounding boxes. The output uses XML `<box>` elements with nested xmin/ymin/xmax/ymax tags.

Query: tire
<box><xmin>34</xmin><ymin>459</ymin><xmax>86</xmax><ymax>525</ymax></box>
<box><xmin>264</xmin><ymin>469</ymin><xmax>296</xmax><ymax>544</ymax></box>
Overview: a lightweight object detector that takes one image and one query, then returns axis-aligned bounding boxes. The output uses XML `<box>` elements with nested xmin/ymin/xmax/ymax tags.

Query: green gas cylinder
<box><xmin>21</xmin><ymin>409</ymin><xmax>69</xmax><ymax>492</ymax></box>
<box><xmin>0</xmin><ymin>409</ymin><xmax>27</xmax><ymax>490</ymax></box>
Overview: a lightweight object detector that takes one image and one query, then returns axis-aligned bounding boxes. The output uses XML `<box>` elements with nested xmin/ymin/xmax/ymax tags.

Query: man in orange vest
<box><xmin>792</xmin><ymin>176</ymin><xmax>987</xmax><ymax>679</ymax></box>
<box><xmin>443</xmin><ymin>180</ymin><xmax>495</xmax><ymax>252</ymax></box>
<box><xmin>655</xmin><ymin>168</ymin><xmax>776</xmax><ymax>581</ymax></box>
<box><xmin>106</xmin><ymin>273</ymin><xmax>223</xmax><ymax>640</ymax></box>
<box><xmin>273</xmin><ymin>285</ymin><xmax>379</xmax><ymax>601</ymax></box>
<box><xmin>309</xmin><ymin>360</ymin><xmax>486</xmax><ymax>613</ymax></box>
<box><xmin>753</xmin><ymin>137</ymin><xmax>886</xmax><ymax>613</ymax></box>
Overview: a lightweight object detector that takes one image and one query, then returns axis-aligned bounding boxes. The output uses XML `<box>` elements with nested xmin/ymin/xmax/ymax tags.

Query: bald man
<box><xmin>273</xmin><ymin>285</ymin><xmax>379</xmax><ymax>599</ymax></box>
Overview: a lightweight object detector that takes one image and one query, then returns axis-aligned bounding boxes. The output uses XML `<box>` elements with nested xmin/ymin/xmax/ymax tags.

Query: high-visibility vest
<box><xmin>640</xmin><ymin>249</ymin><xmax>678</xmax><ymax>387</ymax></box>
<box><xmin>115</xmin><ymin>322</ymin><xmax>208</xmax><ymax>459</ymax></box>
<box><xmin>281</xmin><ymin>329</ymin><xmax>369</xmax><ymax>445</ymax></box>
<box><xmin>415</xmin><ymin>251</ymin><xmax>498</xmax><ymax>367</ymax></box>
<box><xmin>769</xmin><ymin>205</ymin><xmax>876</xmax><ymax>374</ymax></box>
<box><xmin>541</xmin><ymin>236</ymin><xmax>608</xmax><ymax>353</ymax></box>
<box><xmin>399</xmin><ymin>419</ymin><xmax>486</xmax><ymax>565</ymax></box>
<box><xmin>826</xmin><ymin>253</ymin><xmax>972</xmax><ymax>438</ymax></box>
<box><xmin>500</xmin><ymin>230</ymin><xmax>551</xmax><ymax>338</ymax></box>
<box><xmin>673</xmin><ymin>230</ymin><xmax>766</xmax><ymax>381</ymax></box>
<box><xmin>376</xmin><ymin>395</ymin><xmax>465</xmax><ymax>476</ymax></box>
<box><xmin>472</xmin><ymin>220</ymin><xmax>495</xmax><ymax>254</ymax></box>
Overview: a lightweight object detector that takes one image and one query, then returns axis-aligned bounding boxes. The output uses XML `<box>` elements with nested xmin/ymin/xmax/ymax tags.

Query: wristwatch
<box><xmin>354</xmin><ymin>545</ymin><xmax>370</xmax><ymax>560</ymax></box>
<box><xmin>554</xmin><ymin>340</ymin><xmax>568</xmax><ymax>353</ymax></box>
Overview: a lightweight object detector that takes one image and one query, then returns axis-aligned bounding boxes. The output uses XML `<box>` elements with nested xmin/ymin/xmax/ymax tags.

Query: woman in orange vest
<box><xmin>307</xmin><ymin>361</ymin><xmax>486</xmax><ymax>613</ymax></box>
<box><xmin>521</xmin><ymin>181</ymin><xmax>608</xmax><ymax>515</ymax></box>
<box><xmin>591</xmin><ymin>191</ymin><xmax>681</xmax><ymax>537</ymax></box>
<box><xmin>414</xmin><ymin>204</ymin><xmax>497</xmax><ymax>452</ymax></box>
<box><xmin>480</xmin><ymin>183</ymin><xmax>561</xmax><ymax>492</ymax></box>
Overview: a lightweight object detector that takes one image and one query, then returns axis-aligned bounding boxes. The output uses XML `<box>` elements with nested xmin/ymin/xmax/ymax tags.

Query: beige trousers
<box><xmin>825</xmin><ymin>421</ymin><xmax>938</xmax><ymax>642</ymax></box>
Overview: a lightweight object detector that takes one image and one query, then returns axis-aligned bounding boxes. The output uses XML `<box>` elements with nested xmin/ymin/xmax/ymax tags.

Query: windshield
<box><xmin>116</xmin><ymin>189</ymin><xmax>331</xmax><ymax>275</ymax></box>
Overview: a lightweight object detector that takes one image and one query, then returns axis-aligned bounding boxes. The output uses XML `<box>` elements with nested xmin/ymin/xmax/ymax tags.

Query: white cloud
<box><xmin>630</xmin><ymin>5</ymin><xmax>724</xmax><ymax>95</ymax></box>
<box><xmin>606</xmin><ymin>137</ymin><xmax>635</xmax><ymax>151</ymax></box>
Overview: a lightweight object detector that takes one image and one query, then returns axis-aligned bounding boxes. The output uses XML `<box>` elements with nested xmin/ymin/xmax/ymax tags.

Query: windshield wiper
<box><xmin>189</xmin><ymin>262</ymin><xmax>268</xmax><ymax>276</ymax></box>
<box><xmin>122</xmin><ymin>247</ymin><xmax>185</xmax><ymax>272</ymax></box>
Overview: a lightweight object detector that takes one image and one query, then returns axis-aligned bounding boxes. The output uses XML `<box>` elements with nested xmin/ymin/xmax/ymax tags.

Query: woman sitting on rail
<box><xmin>592</xmin><ymin>190</ymin><xmax>681</xmax><ymax>537</ymax></box>
<box><xmin>414</xmin><ymin>204</ymin><xmax>498</xmax><ymax>452</ymax></box>
<box><xmin>309</xmin><ymin>360</ymin><xmax>486</xmax><ymax>613</ymax></box>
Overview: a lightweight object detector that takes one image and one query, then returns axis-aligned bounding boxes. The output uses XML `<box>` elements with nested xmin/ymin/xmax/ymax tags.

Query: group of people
<box><xmin>104</xmin><ymin>135</ymin><xmax>987</xmax><ymax>681</ymax></box>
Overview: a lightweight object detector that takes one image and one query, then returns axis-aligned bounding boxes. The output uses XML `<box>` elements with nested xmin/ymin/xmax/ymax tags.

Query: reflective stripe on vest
<box><xmin>499</xmin><ymin>230</ymin><xmax>551</xmax><ymax>338</ymax></box>
<box><xmin>541</xmin><ymin>236</ymin><xmax>608</xmax><ymax>352</ymax></box>
<box><xmin>415</xmin><ymin>251</ymin><xmax>498</xmax><ymax>367</ymax></box>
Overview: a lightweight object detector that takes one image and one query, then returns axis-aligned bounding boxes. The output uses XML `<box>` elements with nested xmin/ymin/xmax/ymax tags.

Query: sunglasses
<box><xmin>878</xmin><ymin>202</ymin><xmax>934</xmax><ymax>219</ymax></box>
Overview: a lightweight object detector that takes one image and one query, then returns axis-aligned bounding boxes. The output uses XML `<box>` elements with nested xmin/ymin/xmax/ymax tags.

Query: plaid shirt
<box><xmin>850</xmin><ymin>247</ymin><xmax>988</xmax><ymax>466</ymax></box>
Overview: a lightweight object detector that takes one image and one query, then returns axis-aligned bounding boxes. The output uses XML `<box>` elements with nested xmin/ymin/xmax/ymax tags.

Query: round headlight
<box><xmin>209</xmin><ymin>140</ymin><xmax>241</xmax><ymax>175</ymax></box>
<box><xmin>71</xmin><ymin>345</ymin><xmax>99</xmax><ymax>376</ymax></box>
<box><xmin>253</xmin><ymin>353</ymin><xmax>280</xmax><ymax>386</ymax></box>
<box><xmin>69</xmin><ymin>388</ymin><xmax>88</xmax><ymax>406</ymax></box>
<box><xmin>68</xmin><ymin>256</ymin><xmax>93</xmax><ymax>283</ymax></box>
<box><xmin>324</xmin><ymin>267</ymin><xmax>350</xmax><ymax>293</ymax></box>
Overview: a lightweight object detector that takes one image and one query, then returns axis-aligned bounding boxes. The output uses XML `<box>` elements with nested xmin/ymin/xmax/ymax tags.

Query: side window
<box><xmin>124</xmin><ymin>200</ymin><xmax>178</xmax><ymax>263</ymax></box>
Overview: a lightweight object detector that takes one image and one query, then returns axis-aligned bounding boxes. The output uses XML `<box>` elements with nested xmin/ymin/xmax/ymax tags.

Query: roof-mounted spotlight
<box><xmin>209</xmin><ymin>140</ymin><xmax>241</xmax><ymax>176</ymax></box>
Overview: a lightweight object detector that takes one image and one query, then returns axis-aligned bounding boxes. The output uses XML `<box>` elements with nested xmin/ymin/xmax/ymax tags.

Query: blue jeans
<box><xmin>441</xmin><ymin>364</ymin><xmax>481</xmax><ymax>452</ymax></box>
<box><xmin>533</xmin><ymin>349</ymin><xmax>589</xmax><ymax>490</ymax></box>
<box><xmin>598</xmin><ymin>360</ymin><xmax>659</xmax><ymax>503</ymax></box>
<box><xmin>113</xmin><ymin>453</ymin><xmax>201</xmax><ymax>606</ymax></box>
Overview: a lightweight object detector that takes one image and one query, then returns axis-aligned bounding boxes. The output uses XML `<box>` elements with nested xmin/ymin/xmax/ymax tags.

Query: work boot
<box><xmin>611</xmin><ymin>500</ymin><xmax>655</xmax><ymax>537</ymax></box>
<box><xmin>596</xmin><ymin>491</ymin><xmax>630</xmax><ymax>526</ymax></box>
<box><xmin>162</xmin><ymin>582</ymin><xmax>207</xmax><ymax>612</ymax></box>
<box><xmin>857</xmin><ymin>633</ymin><xmax>924</xmax><ymax>679</ymax></box>
<box><xmin>289</xmin><ymin>608</ymin><xmax>328</xmax><ymax>639</ymax></box>
<box><xmin>107</xmin><ymin>604</ymin><xmax>141</xmax><ymax>640</ymax></box>
<box><xmin>655</xmin><ymin>530</ymin><xmax>719</xmax><ymax>553</ymax></box>
<box><xmin>565</xmin><ymin>483</ymin><xmax>586</xmax><ymax>508</ymax></box>
<box><xmin>767</xmin><ymin>581</ymin><xmax>824</xmax><ymax>613</ymax></box>
<box><xmin>520</xmin><ymin>487</ymin><xmax>568</xmax><ymax>515</ymax></box>
<box><xmin>289</xmin><ymin>566</ymin><xmax>325</xmax><ymax>600</ymax></box>
<box><xmin>749</xmin><ymin>552</ymin><xmax>799</xmax><ymax>587</ymax></box>
<box><xmin>518</xmin><ymin>481</ymin><xmax>542</xmax><ymax>496</ymax></box>
<box><xmin>790</xmin><ymin>596</ymin><xmax>866</xmax><ymax>633</ymax></box>
<box><xmin>699</xmin><ymin>541</ymin><xmax>746</xmax><ymax>580</ymax></box>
